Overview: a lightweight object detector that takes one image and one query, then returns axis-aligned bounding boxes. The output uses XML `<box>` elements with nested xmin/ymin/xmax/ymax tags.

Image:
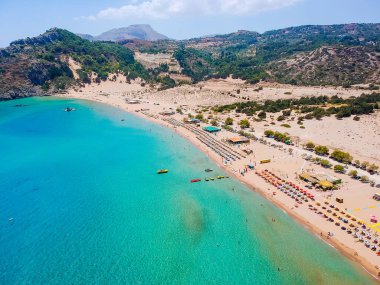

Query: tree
<box><xmin>195</xmin><ymin>113</ymin><xmax>204</xmax><ymax>120</ymax></box>
<box><xmin>264</xmin><ymin>130</ymin><xmax>274</xmax><ymax>137</ymax></box>
<box><xmin>334</xmin><ymin>164</ymin><xmax>345</xmax><ymax>173</ymax></box>
<box><xmin>314</xmin><ymin>145</ymin><xmax>329</xmax><ymax>156</ymax></box>
<box><xmin>368</xmin><ymin>164</ymin><xmax>379</xmax><ymax>173</ymax></box>
<box><xmin>320</xmin><ymin>159</ymin><xmax>331</xmax><ymax>168</ymax></box>
<box><xmin>211</xmin><ymin>119</ymin><xmax>218</xmax><ymax>126</ymax></box>
<box><xmin>348</xmin><ymin>170</ymin><xmax>358</xmax><ymax>177</ymax></box>
<box><xmin>258</xmin><ymin>111</ymin><xmax>266</xmax><ymax>119</ymax></box>
<box><xmin>330</xmin><ymin>149</ymin><xmax>353</xmax><ymax>164</ymax></box>
<box><xmin>354</xmin><ymin>159</ymin><xmax>361</xmax><ymax>167</ymax></box>
<box><xmin>225</xmin><ymin>117</ymin><xmax>233</xmax><ymax>126</ymax></box>
<box><xmin>360</xmin><ymin>176</ymin><xmax>369</xmax><ymax>183</ymax></box>
<box><xmin>305</xmin><ymin>141</ymin><xmax>315</xmax><ymax>150</ymax></box>
<box><xmin>239</xmin><ymin>119</ymin><xmax>250</xmax><ymax>129</ymax></box>
<box><xmin>361</xmin><ymin>161</ymin><xmax>370</xmax><ymax>170</ymax></box>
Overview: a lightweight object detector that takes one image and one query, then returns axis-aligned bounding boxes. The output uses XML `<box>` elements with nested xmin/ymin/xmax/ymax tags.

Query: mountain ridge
<box><xmin>1</xmin><ymin>23</ymin><xmax>379</xmax><ymax>100</ymax></box>
<box><xmin>77</xmin><ymin>24</ymin><xmax>169</xmax><ymax>42</ymax></box>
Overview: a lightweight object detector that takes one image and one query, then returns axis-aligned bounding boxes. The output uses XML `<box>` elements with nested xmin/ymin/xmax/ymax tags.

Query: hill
<box><xmin>166</xmin><ymin>23</ymin><xmax>380</xmax><ymax>84</ymax></box>
<box><xmin>78</xmin><ymin>25</ymin><xmax>169</xmax><ymax>42</ymax></box>
<box><xmin>0</xmin><ymin>28</ymin><xmax>152</xmax><ymax>100</ymax></box>
<box><xmin>1</xmin><ymin>23</ymin><xmax>379</xmax><ymax>100</ymax></box>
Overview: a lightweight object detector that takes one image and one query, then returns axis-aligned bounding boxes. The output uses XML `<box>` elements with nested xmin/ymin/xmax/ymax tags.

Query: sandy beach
<box><xmin>61</xmin><ymin>76</ymin><xmax>380</xmax><ymax>281</ymax></box>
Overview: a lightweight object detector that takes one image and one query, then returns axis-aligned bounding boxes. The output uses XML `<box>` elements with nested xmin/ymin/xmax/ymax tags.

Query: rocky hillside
<box><xmin>132</xmin><ymin>23</ymin><xmax>380</xmax><ymax>85</ymax></box>
<box><xmin>268</xmin><ymin>46</ymin><xmax>380</xmax><ymax>86</ymax></box>
<box><xmin>0</xmin><ymin>28</ymin><xmax>151</xmax><ymax>100</ymax></box>
<box><xmin>78</xmin><ymin>25</ymin><xmax>169</xmax><ymax>42</ymax></box>
<box><xmin>1</xmin><ymin>23</ymin><xmax>379</xmax><ymax>100</ymax></box>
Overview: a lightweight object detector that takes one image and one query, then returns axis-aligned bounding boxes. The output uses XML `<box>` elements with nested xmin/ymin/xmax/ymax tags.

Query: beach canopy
<box><xmin>203</xmin><ymin>126</ymin><xmax>221</xmax><ymax>133</ymax></box>
<box><xmin>319</xmin><ymin>180</ymin><xmax>334</xmax><ymax>189</ymax></box>
<box><xmin>299</xmin><ymin>172</ymin><xmax>319</xmax><ymax>184</ymax></box>
<box><xmin>227</xmin><ymin>136</ymin><xmax>250</xmax><ymax>144</ymax></box>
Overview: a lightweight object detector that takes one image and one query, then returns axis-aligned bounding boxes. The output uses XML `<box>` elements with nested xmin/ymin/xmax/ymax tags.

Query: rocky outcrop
<box><xmin>10</xmin><ymin>28</ymin><xmax>62</xmax><ymax>47</ymax></box>
<box><xmin>0</xmin><ymin>86</ymin><xmax>44</xmax><ymax>101</ymax></box>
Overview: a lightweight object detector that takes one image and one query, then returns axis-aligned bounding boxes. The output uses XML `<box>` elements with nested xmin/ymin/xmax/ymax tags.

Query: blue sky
<box><xmin>0</xmin><ymin>0</ymin><xmax>379</xmax><ymax>47</ymax></box>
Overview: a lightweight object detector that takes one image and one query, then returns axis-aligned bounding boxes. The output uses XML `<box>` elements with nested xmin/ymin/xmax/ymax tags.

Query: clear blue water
<box><xmin>0</xmin><ymin>97</ymin><xmax>375</xmax><ymax>284</ymax></box>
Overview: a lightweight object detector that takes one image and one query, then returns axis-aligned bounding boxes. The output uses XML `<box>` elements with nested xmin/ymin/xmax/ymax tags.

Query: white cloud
<box><xmin>84</xmin><ymin>0</ymin><xmax>300</xmax><ymax>20</ymax></box>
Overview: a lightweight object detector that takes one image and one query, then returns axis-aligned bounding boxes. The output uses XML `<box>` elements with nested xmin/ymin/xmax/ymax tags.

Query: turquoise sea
<box><xmin>0</xmin><ymin>97</ymin><xmax>375</xmax><ymax>284</ymax></box>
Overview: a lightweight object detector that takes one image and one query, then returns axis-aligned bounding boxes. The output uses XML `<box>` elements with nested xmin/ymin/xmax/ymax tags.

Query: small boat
<box><xmin>157</xmin><ymin>169</ymin><xmax>169</xmax><ymax>174</ymax></box>
<box><xmin>205</xmin><ymin>178</ymin><xmax>210</xmax><ymax>181</ymax></box>
<box><xmin>217</xmin><ymin>176</ymin><xmax>224</xmax><ymax>179</ymax></box>
<box><xmin>210</xmin><ymin>178</ymin><xmax>215</xmax><ymax>181</ymax></box>
<box><xmin>191</xmin><ymin>179</ymin><xmax>201</xmax><ymax>183</ymax></box>
<box><xmin>205</xmin><ymin>168</ymin><xmax>213</xmax><ymax>172</ymax></box>
<box><xmin>64</xmin><ymin>107</ymin><xmax>76</xmax><ymax>112</ymax></box>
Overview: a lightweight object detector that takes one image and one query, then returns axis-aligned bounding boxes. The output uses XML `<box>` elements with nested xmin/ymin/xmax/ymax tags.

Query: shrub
<box><xmin>368</xmin><ymin>164</ymin><xmax>379</xmax><ymax>172</ymax></box>
<box><xmin>314</xmin><ymin>145</ymin><xmax>329</xmax><ymax>156</ymax></box>
<box><xmin>280</xmin><ymin>124</ymin><xmax>291</xmax><ymax>128</ymax></box>
<box><xmin>348</xmin><ymin>170</ymin><xmax>358</xmax><ymax>177</ymax></box>
<box><xmin>222</xmin><ymin>125</ymin><xmax>233</xmax><ymax>131</ymax></box>
<box><xmin>195</xmin><ymin>113</ymin><xmax>204</xmax><ymax>120</ymax></box>
<box><xmin>360</xmin><ymin>176</ymin><xmax>369</xmax><ymax>183</ymax></box>
<box><xmin>239</xmin><ymin>119</ymin><xmax>250</xmax><ymax>129</ymax></box>
<box><xmin>264</xmin><ymin>130</ymin><xmax>274</xmax><ymax>137</ymax></box>
<box><xmin>334</xmin><ymin>165</ymin><xmax>345</xmax><ymax>173</ymax></box>
<box><xmin>361</xmin><ymin>161</ymin><xmax>370</xmax><ymax>169</ymax></box>
<box><xmin>305</xmin><ymin>141</ymin><xmax>315</xmax><ymax>150</ymax></box>
<box><xmin>320</xmin><ymin>159</ymin><xmax>331</xmax><ymax>168</ymax></box>
<box><xmin>330</xmin><ymin>150</ymin><xmax>353</xmax><ymax>164</ymax></box>
<box><xmin>258</xmin><ymin>111</ymin><xmax>266</xmax><ymax>119</ymax></box>
<box><xmin>225</xmin><ymin>117</ymin><xmax>233</xmax><ymax>125</ymax></box>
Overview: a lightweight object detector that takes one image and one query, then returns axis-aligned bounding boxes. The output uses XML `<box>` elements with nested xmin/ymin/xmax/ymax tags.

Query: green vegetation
<box><xmin>280</xmin><ymin>123</ymin><xmax>291</xmax><ymax>128</ymax></box>
<box><xmin>361</xmin><ymin>161</ymin><xmax>370</xmax><ymax>169</ymax></box>
<box><xmin>305</xmin><ymin>141</ymin><xmax>315</xmax><ymax>150</ymax></box>
<box><xmin>271</xmin><ymin>131</ymin><xmax>291</xmax><ymax>143</ymax></box>
<box><xmin>320</xmin><ymin>159</ymin><xmax>331</xmax><ymax>168</ymax></box>
<box><xmin>214</xmin><ymin>93</ymin><xmax>380</xmax><ymax>120</ymax></box>
<box><xmin>171</xmin><ymin>24</ymin><xmax>380</xmax><ymax>85</ymax></box>
<box><xmin>348</xmin><ymin>170</ymin><xmax>358</xmax><ymax>177</ymax></box>
<box><xmin>239</xmin><ymin>119</ymin><xmax>250</xmax><ymax>129</ymax></box>
<box><xmin>195</xmin><ymin>113</ymin><xmax>204</xmax><ymax>122</ymax></box>
<box><xmin>211</xmin><ymin>119</ymin><xmax>218</xmax><ymax>126</ymax></box>
<box><xmin>157</xmin><ymin>75</ymin><xmax>176</xmax><ymax>90</ymax></box>
<box><xmin>368</xmin><ymin>164</ymin><xmax>379</xmax><ymax>173</ymax></box>
<box><xmin>222</xmin><ymin>125</ymin><xmax>234</xmax><ymax>132</ymax></box>
<box><xmin>330</xmin><ymin>150</ymin><xmax>353</xmax><ymax>164</ymax></box>
<box><xmin>264</xmin><ymin>130</ymin><xmax>274</xmax><ymax>137</ymax></box>
<box><xmin>314</xmin><ymin>145</ymin><xmax>329</xmax><ymax>156</ymax></box>
<box><xmin>360</xmin><ymin>175</ymin><xmax>369</xmax><ymax>183</ymax></box>
<box><xmin>225</xmin><ymin>117</ymin><xmax>233</xmax><ymax>125</ymax></box>
<box><xmin>334</xmin><ymin>164</ymin><xmax>345</xmax><ymax>173</ymax></box>
<box><xmin>0</xmin><ymin>28</ymin><xmax>179</xmax><ymax>95</ymax></box>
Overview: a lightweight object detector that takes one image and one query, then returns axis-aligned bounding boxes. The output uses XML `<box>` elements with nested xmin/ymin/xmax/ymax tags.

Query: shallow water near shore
<box><xmin>0</xmin><ymin>97</ymin><xmax>375</xmax><ymax>284</ymax></box>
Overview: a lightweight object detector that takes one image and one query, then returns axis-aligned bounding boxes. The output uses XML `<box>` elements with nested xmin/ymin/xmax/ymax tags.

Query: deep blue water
<box><xmin>0</xmin><ymin>97</ymin><xmax>375</xmax><ymax>284</ymax></box>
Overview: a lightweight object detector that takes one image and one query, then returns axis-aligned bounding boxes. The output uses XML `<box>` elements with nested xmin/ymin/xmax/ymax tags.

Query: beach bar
<box><xmin>227</xmin><ymin>136</ymin><xmax>250</xmax><ymax>145</ymax></box>
<box><xmin>203</xmin><ymin>126</ymin><xmax>221</xmax><ymax>133</ymax></box>
<box><xmin>187</xmin><ymin>118</ymin><xmax>200</xmax><ymax>124</ymax></box>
